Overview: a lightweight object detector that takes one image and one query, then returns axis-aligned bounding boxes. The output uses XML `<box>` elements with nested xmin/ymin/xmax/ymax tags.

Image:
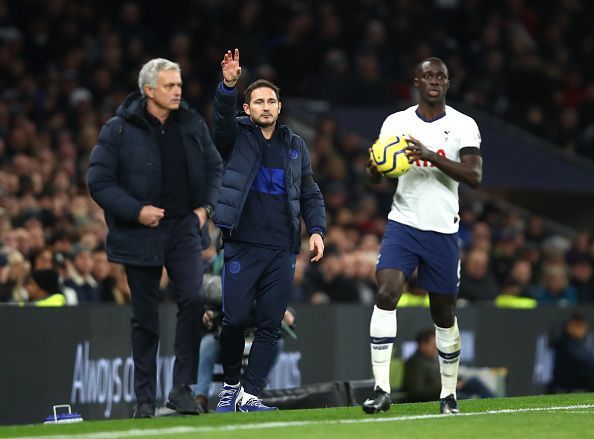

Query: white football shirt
<box><xmin>379</xmin><ymin>105</ymin><xmax>481</xmax><ymax>233</ymax></box>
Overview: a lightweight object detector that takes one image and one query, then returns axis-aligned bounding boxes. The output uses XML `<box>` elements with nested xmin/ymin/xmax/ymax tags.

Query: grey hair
<box><xmin>138</xmin><ymin>58</ymin><xmax>181</xmax><ymax>96</ymax></box>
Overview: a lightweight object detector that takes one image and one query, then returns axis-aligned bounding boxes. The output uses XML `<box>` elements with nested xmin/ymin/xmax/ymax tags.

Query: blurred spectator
<box><xmin>568</xmin><ymin>256</ymin><xmax>594</xmax><ymax>303</ymax></box>
<box><xmin>351</xmin><ymin>250</ymin><xmax>378</xmax><ymax>305</ymax></box>
<box><xmin>0</xmin><ymin>252</ymin><xmax>10</xmax><ymax>302</ymax></box>
<box><xmin>548</xmin><ymin>312</ymin><xmax>594</xmax><ymax>393</ymax></box>
<box><xmin>525</xmin><ymin>217</ymin><xmax>547</xmax><ymax>248</ymax></box>
<box><xmin>403</xmin><ymin>329</ymin><xmax>494</xmax><ymax>402</ymax></box>
<box><xmin>566</xmin><ymin>231</ymin><xmax>592</xmax><ymax>263</ymax></box>
<box><xmin>302</xmin><ymin>245</ymin><xmax>359</xmax><ymax>304</ymax></box>
<box><xmin>24</xmin><ymin>269</ymin><xmax>66</xmax><ymax>307</ymax></box>
<box><xmin>495</xmin><ymin>259</ymin><xmax>538</xmax><ymax>309</ymax></box>
<box><xmin>30</xmin><ymin>247</ymin><xmax>55</xmax><ymax>270</ymax></box>
<box><xmin>54</xmin><ymin>251</ymin><xmax>79</xmax><ymax>306</ymax></box>
<box><xmin>92</xmin><ymin>248</ymin><xmax>119</xmax><ymax>303</ymax></box>
<box><xmin>458</xmin><ymin>248</ymin><xmax>500</xmax><ymax>302</ymax></box>
<box><xmin>469</xmin><ymin>222</ymin><xmax>492</xmax><ymax>253</ymax></box>
<box><xmin>458</xmin><ymin>202</ymin><xmax>480</xmax><ymax>249</ymax></box>
<box><xmin>491</xmin><ymin>229</ymin><xmax>523</xmax><ymax>285</ymax></box>
<box><xmin>0</xmin><ymin>250</ymin><xmax>30</xmax><ymax>303</ymax></box>
<box><xmin>541</xmin><ymin>235</ymin><xmax>571</xmax><ymax>265</ymax></box>
<box><xmin>63</xmin><ymin>247</ymin><xmax>99</xmax><ymax>303</ymax></box>
<box><xmin>535</xmin><ymin>263</ymin><xmax>578</xmax><ymax>306</ymax></box>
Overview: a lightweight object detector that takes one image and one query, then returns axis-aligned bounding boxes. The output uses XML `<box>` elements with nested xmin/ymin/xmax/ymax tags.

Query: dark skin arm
<box><xmin>405</xmin><ymin>135</ymin><xmax>483</xmax><ymax>189</ymax></box>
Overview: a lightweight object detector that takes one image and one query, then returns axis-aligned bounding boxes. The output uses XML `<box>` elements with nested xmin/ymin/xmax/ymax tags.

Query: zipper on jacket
<box><xmin>133</xmin><ymin>115</ymin><xmax>161</xmax><ymax>205</ymax></box>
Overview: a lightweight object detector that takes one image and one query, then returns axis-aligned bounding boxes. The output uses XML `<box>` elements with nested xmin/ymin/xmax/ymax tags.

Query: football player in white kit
<box><xmin>362</xmin><ymin>57</ymin><xmax>483</xmax><ymax>415</ymax></box>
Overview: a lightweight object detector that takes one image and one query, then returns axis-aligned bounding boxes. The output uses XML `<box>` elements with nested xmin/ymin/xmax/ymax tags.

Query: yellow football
<box><xmin>370</xmin><ymin>135</ymin><xmax>412</xmax><ymax>178</ymax></box>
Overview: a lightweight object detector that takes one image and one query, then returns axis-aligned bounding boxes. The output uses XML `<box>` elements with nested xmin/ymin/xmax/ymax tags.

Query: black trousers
<box><xmin>125</xmin><ymin>213</ymin><xmax>204</xmax><ymax>404</ymax></box>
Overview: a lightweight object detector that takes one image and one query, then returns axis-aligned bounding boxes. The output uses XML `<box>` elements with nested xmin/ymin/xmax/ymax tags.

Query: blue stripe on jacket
<box><xmin>251</xmin><ymin>165</ymin><xmax>287</xmax><ymax>195</ymax></box>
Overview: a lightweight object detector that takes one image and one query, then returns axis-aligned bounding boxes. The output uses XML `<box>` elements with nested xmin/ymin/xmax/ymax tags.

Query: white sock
<box><xmin>224</xmin><ymin>382</ymin><xmax>240</xmax><ymax>388</ymax></box>
<box><xmin>241</xmin><ymin>391</ymin><xmax>257</xmax><ymax>405</ymax></box>
<box><xmin>369</xmin><ymin>306</ymin><xmax>397</xmax><ymax>393</ymax></box>
<box><xmin>435</xmin><ymin>318</ymin><xmax>461</xmax><ymax>399</ymax></box>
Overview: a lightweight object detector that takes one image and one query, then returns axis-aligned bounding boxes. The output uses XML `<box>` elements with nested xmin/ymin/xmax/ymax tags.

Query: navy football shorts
<box><xmin>376</xmin><ymin>220</ymin><xmax>460</xmax><ymax>294</ymax></box>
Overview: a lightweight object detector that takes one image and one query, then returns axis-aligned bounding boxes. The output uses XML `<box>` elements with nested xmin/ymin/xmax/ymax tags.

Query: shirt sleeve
<box><xmin>459</xmin><ymin>117</ymin><xmax>481</xmax><ymax>149</ymax></box>
<box><xmin>379</xmin><ymin>114</ymin><xmax>397</xmax><ymax>138</ymax></box>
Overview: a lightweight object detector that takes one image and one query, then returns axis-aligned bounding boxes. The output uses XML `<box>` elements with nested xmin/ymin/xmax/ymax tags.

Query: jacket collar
<box><xmin>116</xmin><ymin>91</ymin><xmax>194</xmax><ymax>129</ymax></box>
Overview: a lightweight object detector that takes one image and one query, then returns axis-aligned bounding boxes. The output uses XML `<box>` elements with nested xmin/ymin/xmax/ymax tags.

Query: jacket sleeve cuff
<box><xmin>219</xmin><ymin>82</ymin><xmax>236</xmax><ymax>94</ymax></box>
<box><xmin>310</xmin><ymin>228</ymin><xmax>325</xmax><ymax>237</ymax></box>
<box><xmin>132</xmin><ymin>203</ymin><xmax>144</xmax><ymax>222</ymax></box>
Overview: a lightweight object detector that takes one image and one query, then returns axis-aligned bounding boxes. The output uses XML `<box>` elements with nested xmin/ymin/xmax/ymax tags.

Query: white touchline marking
<box><xmin>9</xmin><ymin>404</ymin><xmax>594</xmax><ymax>439</ymax></box>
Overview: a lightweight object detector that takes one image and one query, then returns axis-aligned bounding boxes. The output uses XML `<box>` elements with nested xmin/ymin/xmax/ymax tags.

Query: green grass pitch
<box><xmin>1</xmin><ymin>393</ymin><xmax>592</xmax><ymax>438</ymax></box>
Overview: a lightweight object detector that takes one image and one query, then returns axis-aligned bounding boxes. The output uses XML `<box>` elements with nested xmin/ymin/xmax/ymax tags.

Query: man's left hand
<box><xmin>194</xmin><ymin>207</ymin><xmax>207</xmax><ymax>228</ymax></box>
<box><xmin>310</xmin><ymin>233</ymin><xmax>324</xmax><ymax>262</ymax></box>
<box><xmin>405</xmin><ymin>135</ymin><xmax>434</xmax><ymax>163</ymax></box>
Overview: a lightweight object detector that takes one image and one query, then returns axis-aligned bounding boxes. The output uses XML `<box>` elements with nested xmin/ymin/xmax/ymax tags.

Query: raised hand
<box><xmin>221</xmin><ymin>48</ymin><xmax>241</xmax><ymax>88</ymax></box>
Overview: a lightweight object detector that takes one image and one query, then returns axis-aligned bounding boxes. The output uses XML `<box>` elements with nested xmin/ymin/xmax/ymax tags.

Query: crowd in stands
<box><xmin>0</xmin><ymin>0</ymin><xmax>593</xmax><ymax>306</ymax></box>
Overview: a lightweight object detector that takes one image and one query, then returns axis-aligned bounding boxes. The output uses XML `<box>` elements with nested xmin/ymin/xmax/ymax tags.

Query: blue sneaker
<box><xmin>215</xmin><ymin>384</ymin><xmax>244</xmax><ymax>413</ymax></box>
<box><xmin>238</xmin><ymin>396</ymin><xmax>278</xmax><ymax>412</ymax></box>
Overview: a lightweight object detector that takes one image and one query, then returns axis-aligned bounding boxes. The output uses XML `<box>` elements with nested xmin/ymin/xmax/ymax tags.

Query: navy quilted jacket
<box><xmin>212</xmin><ymin>83</ymin><xmax>326</xmax><ymax>254</ymax></box>
<box><xmin>87</xmin><ymin>92</ymin><xmax>223</xmax><ymax>266</ymax></box>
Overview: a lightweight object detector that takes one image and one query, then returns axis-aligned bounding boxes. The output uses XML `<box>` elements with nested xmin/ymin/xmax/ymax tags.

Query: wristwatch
<box><xmin>204</xmin><ymin>205</ymin><xmax>214</xmax><ymax>219</ymax></box>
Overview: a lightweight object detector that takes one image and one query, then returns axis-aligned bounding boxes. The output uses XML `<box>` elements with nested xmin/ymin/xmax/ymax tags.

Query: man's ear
<box><xmin>242</xmin><ymin>103</ymin><xmax>250</xmax><ymax>115</ymax></box>
<box><xmin>143</xmin><ymin>85</ymin><xmax>154</xmax><ymax>99</ymax></box>
<box><xmin>413</xmin><ymin>76</ymin><xmax>419</xmax><ymax>89</ymax></box>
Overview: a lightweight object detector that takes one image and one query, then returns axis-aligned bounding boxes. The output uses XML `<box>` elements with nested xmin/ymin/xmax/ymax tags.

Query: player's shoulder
<box><xmin>445</xmin><ymin>105</ymin><xmax>478</xmax><ymax>126</ymax></box>
<box><xmin>381</xmin><ymin>105</ymin><xmax>417</xmax><ymax>126</ymax></box>
<box><xmin>384</xmin><ymin>105</ymin><xmax>417</xmax><ymax>119</ymax></box>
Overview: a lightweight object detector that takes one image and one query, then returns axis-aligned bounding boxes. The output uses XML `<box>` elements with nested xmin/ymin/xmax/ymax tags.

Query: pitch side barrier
<box><xmin>0</xmin><ymin>304</ymin><xmax>592</xmax><ymax>424</ymax></box>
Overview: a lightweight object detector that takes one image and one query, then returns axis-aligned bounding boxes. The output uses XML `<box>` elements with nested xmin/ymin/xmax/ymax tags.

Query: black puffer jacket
<box><xmin>87</xmin><ymin>92</ymin><xmax>223</xmax><ymax>266</ymax></box>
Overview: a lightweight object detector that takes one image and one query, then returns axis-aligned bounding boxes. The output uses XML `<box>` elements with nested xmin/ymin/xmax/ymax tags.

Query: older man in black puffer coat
<box><xmin>87</xmin><ymin>58</ymin><xmax>223</xmax><ymax>418</ymax></box>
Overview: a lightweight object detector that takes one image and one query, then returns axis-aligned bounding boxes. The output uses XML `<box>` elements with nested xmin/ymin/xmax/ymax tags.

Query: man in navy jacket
<box><xmin>213</xmin><ymin>49</ymin><xmax>326</xmax><ymax>412</ymax></box>
<box><xmin>87</xmin><ymin>58</ymin><xmax>223</xmax><ymax>418</ymax></box>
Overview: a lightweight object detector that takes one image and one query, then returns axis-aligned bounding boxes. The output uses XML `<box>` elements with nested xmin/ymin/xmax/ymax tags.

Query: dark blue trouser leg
<box><xmin>220</xmin><ymin>242</ymin><xmax>259</xmax><ymax>385</ymax></box>
<box><xmin>165</xmin><ymin>214</ymin><xmax>204</xmax><ymax>388</ymax></box>
<box><xmin>126</xmin><ymin>264</ymin><xmax>162</xmax><ymax>404</ymax></box>
<box><xmin>243</xmin><ymin>248</ymin><xmax>295</xmax><ymax>396</ymax></box>
<box><xmin>219</xmin><ymin>325</ymin><xmax>246</xmax><ymax>385</ymax></box>
<box><xmin>220</xmin><ymin>243</ymin><xmax>295</xmax><ymax>395</ymax></box>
